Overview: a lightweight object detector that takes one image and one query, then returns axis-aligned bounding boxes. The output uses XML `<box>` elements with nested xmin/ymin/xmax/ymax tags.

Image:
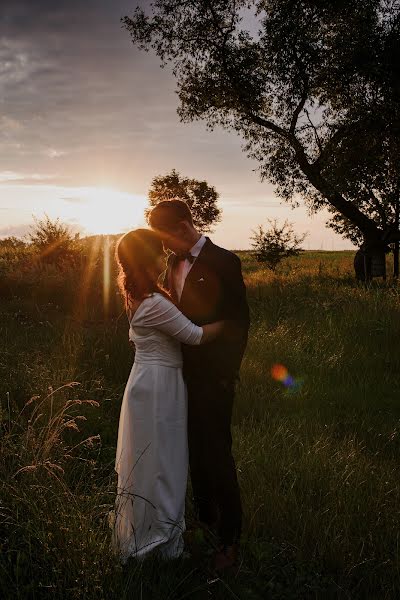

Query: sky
<box><xmin>0</xmin><ymin>0</ymin><xmax>354</xmax><ymax>250</ymax></box>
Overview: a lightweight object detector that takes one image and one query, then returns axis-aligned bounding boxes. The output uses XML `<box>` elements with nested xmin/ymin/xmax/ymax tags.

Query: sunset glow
<box><xmin>60</xmin><ymin>187</ymin><xmax>148</xmax><ymax>236</ymax></box>
<box><xmin>0</xmin><ymin>0</ymin><xmax>356</xmax><ymax>249</ymax></box>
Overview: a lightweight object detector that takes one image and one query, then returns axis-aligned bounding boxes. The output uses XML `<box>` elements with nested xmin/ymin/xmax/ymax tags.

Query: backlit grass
<box><xmin>1</xmin><ymin>242</ymin><xmax>400</xmax><ymax>598</ymax></box>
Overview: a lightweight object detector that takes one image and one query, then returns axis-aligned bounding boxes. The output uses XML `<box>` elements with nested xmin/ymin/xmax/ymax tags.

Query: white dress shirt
<box><xmin>173</xmin><ymin>235</ymin><xmax>207</xmax><ymax>302</ymax></box>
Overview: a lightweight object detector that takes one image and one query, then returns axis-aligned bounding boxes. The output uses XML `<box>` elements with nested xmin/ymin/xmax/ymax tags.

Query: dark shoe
<box><xmin>213</xmin><ymin>543</ymin><xmax>239</xmax><ymax>571</ymax></box>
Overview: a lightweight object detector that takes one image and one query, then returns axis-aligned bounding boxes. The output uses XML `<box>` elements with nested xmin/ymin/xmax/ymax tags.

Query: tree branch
<box><xmin>289</xmin><ymin>90</ymin><xmax>308</xmax><ymax>135</ymax></box>
<box><xmin>304</xmin><ymin>107</ymin><xmax>323</xmax><ymax>152</ymax></box>
<box><xmin>246</xmin><ymin>111</ymin><xmax>289</xmax><ymax>138</ymax></box>
<box><xmin>202</xmin><ymin>0</ymin><xmax>236</xmax><ymax>40</ymax></box>
<box><xmin>312</xmin><ymin>122</ymin><xmax>354</xmax><ymax>170</ymax></box>
<box><xmin>244</xmin><ymin>110</ymin><xmax>381</xmax><ymax>239</ymax></box>
<box><xmin>364</xmin><ymin>184</ymin><xmax>389</xmax><ymax>226</ymax></box>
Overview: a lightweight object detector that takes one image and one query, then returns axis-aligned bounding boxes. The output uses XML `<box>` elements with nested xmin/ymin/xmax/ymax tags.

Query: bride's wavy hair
<box><xmin>116</xmin><ymin>228</ymin><xmax>169</xmax><ymax>309</ymax></box>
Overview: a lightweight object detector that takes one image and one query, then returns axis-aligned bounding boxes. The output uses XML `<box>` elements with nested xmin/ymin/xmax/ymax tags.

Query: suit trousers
<box><xmin>186</xmin><ymin>376</ymin><xmax>242</xmax><ymax>546</ymax></box>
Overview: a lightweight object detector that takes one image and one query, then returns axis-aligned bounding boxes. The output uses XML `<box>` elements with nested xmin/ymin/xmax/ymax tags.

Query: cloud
<box><xmin>1</xmin><ymin>116</ymin><xmax>23</xmax><ymax>132</ymax></box>
<box><xmin>0</xmin><ymin>37</ymin><xmax>33</xmax><ymax>87</ymax></box>
<box><xmin>0</xmin><ymin>0</ymin><xmax>263</xmax><ymax>192</ymax></box>
<box><xmin>0</xmin><ymin>223</ymin><xmax>31</xmax><ymax>238</ymax></box>
<box><xmin>61</xmin><ymin>196</ymin><xmax>87</xmax><ymax>204</ymax></box>
<box><xmin>44</xmin><ymin>148</ymin><xmax>66</xmax><ymax>158</ymax></box>
<box><xmin>0</xmin><ymin>171</ymin><xmax>21</xmax><ymax>182</ymax></box>
<box><xmin>0</xmin><ymin>0</ymin><xmax>184</xmax><ymax>191</ymax></box>
<box><xmin>0</xmin><ymin>171</ymin><xmax>60</xmax><ymax>184</ymax></box>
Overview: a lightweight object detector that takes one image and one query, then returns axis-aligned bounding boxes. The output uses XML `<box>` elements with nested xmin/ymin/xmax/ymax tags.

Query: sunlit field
<box><xmin>1</xmin><ymin>239</ymin><xmax>400</xmax><ymax>599</ymax></box>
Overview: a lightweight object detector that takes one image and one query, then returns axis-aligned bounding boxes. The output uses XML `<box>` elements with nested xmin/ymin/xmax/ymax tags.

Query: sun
<box><xmin>61</xmin><ymin>186</ymin><xmax>148</xmax><ymax>236</ymax></box>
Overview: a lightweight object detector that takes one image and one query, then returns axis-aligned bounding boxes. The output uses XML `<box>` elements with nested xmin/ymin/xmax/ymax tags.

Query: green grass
<box><xmin>1</xmin><ymin>242</ymin><xmax>400</xmax><ymax>598</ymax></box>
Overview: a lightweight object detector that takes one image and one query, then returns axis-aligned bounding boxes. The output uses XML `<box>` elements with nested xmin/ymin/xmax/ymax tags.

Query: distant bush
<box><xmin>0</xmin><ymin>238</ymin><xmax>33</xmax><ymax>290</ymax></box>
<box><xmin>0</xmin><ymin>236</ymin><xmax>30</xmax><ymax>262</ymax></box>
<box><xmin>0</xmin><ymin>233</ymin><xmax>123</xmax><ymax>310</ymax></box>
<box><xmin>28</xmin><ymin>215</ymin><xmax>79</xmax><ymax>266</ymax></box>
<box><xmin>0</xmin><ymin>236</ymin><xmax>27</xmax><ymax>251</ymax></box>
<box><xmin>251</xmin><ymin>219</ymin><xmax>307</xmax><ymax>271</ymax></box>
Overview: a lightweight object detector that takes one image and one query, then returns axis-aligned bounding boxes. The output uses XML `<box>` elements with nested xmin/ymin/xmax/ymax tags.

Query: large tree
<box><xmin>147</xmin><ymin>168</ymin><xmax>221</xmax><ymax>233</ymax></box>
<box><xmin>323</xmin><ymin>119</ymin><xmax>400</xmax><ymax>276</ymax></box>
<box><xmin>123</xmin><ymin>0</ymin><xmax>400</xmax><ymax>256</ymax></box>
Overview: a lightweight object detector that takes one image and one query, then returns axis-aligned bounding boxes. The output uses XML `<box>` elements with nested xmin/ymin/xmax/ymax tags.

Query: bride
<box><xmin>112</xmin><ymin>228</ymin><xmax>224</xmax><ymax>562</ymax></box>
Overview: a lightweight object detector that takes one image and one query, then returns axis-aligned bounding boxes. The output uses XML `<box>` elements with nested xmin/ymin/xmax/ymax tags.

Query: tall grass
<box><xmin>1</xmin><ymin>243</ymin><xmax>400</xmax><ymax>598</ymax></box>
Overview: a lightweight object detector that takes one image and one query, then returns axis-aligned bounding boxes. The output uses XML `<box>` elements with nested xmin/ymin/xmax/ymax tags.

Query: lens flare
<box><xmin>271</xmin><ymin>363</ymin><xmax>302</xmax><ymax>391</ymax></box>
<box><xmin>271</xmin><ymin>363</ymin><xmax>288</xmax><ymax>382</ymax></box>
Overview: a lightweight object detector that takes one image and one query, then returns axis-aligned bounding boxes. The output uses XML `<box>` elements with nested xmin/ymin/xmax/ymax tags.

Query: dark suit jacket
<box><xmin>163</xmin><ymin>237</ymin><xmax>250</xmax><ymax>381</ymax></box>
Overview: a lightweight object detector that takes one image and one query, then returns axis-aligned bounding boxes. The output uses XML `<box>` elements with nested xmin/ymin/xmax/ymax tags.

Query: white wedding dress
<box><xmin>113</xmin><ymin>293</ymin><xmax>203</xmax><ymax>562</ymax></box>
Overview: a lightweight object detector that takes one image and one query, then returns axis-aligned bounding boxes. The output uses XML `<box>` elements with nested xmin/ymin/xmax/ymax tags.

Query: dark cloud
<box><xmin>0</xmin><ymin>0</ymin><xmax>131</xmax><ymax>37</ymax></box>
<box><xmin>0</xmin><ymin>1</ymin><xmax>177</xmax><ymax>172</ymax></box>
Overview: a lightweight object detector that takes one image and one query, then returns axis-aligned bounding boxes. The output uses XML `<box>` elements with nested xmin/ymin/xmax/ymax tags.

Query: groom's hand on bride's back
<box><xmin>200</xmin><ymin>320</ymin><xmax>226</xmax><ymax>344</ymax></box>
<box><xmin>199</xmin><ymin>316</ymin><xmax>245</xmax><ymax>345</ymax></box>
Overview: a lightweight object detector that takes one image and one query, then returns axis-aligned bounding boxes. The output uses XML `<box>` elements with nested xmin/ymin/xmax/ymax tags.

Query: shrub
<box><xmin>251</xmin><ymin>219</ymin><xmax>307</xmax><ymax>271</ymax></box>
<box><xmin>28</xmin><ymin>215</ymin><xmax>79</xmax><ymax>266</ymax></box>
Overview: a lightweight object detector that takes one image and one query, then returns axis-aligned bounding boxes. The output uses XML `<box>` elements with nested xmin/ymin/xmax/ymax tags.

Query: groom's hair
<box><xmin>148</xmin><ymin>199</ymin><xmax>194</xmax><ymax>231</ymax></box>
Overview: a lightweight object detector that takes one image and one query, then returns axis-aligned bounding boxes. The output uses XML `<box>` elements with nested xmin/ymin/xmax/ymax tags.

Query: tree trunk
<box><xmin>291</xmin><ymin>142</ymin><xmax>382</xmax><ymax>241</ymax></box>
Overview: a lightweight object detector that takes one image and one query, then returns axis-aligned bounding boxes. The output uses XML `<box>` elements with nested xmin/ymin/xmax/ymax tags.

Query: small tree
<box><xmin>251</xmin><ymin>219</ymin><xmax>307</xmax><ymax>271</ymax></box>
<box><xmin>28</xmin><ymin>215</ymin><xmax>78</xmax><ymax>265</ymax></box>
<box><xmin>147</xmin><ymin>169</ymin><xmax>221</xmax><ymax>233</ymax></box>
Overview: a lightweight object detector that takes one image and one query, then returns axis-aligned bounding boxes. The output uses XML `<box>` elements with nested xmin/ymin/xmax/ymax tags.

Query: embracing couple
<box><xmin>112</xmin><ymin>199</ymin><xmax>250</xmax><ymax>570</ymax></box>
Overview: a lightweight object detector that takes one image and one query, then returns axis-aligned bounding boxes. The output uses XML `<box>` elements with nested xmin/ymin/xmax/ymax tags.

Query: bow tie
<box><xmin>175</xmin><ymin>251</ymin><xmax>195</xmax><ymax>263</ymax></box>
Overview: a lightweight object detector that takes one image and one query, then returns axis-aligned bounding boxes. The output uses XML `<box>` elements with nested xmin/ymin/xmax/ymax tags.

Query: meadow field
<box><xmin>1</xmin><ymin>238</ymin><xmax>400</xmax><ymax>599</ymax></box>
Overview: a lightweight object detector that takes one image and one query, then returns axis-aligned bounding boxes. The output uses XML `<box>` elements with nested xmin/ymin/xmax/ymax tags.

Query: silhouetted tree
<box><xmin>123</xmin><ymin>0</ymin><xmax>400</xmax><ymax>272</ymax></box>
<box><xmin>147</xmin><ymin>169</ymin><xmax>221</xmax><ymax>233</ymax></box>
<box><xmin>324</xmin><ymin>131</ymin><xmax>400</xmax><ymax>277</ymax></box>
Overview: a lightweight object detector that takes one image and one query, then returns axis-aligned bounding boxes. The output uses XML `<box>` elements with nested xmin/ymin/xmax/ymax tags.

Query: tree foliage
<box><xmin>325</xmin><ymin>131</ymin><xmax>400</xmax><ymax>246</ymax></box>
<box><xmin>28</xmin><ymin>215</ymin><xmax>78</xmax><ymax>265</ymax></box>
<box><xmin>0</xmin><ymin>237</ymin><xmax>30</xmax><ymax>268</ymax></box>
<box><xmin>0</xmin><ymin>237</ymin><xmax>27</xmax><ymax>251</ymax></box>
<box><xmin>251</xmin><ymin>219</ymin><xmax>307</xmax><ymax>270</ymax></box>
<box><xmin>123</xmin><ymin>0</ymin><xmax>400</xmax><ymax>245</ymax></box>
<box><xmin>147</xmin><ymin>168</ymin><xmax>221</xmax><ymax>233</ymax></box>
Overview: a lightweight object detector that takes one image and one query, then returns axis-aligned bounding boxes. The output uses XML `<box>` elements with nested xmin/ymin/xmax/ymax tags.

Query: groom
<box><xmin>149</xmin><ymin>199</ymin><xmax>250</xmax><ymax>569</ymax></box>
